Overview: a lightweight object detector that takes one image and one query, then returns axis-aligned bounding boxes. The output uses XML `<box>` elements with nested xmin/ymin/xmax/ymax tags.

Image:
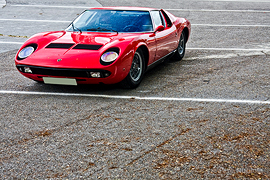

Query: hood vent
<box><xmin>46</xmin><ymin>43</ymin><xmax>103</xmax><ymax>50</ymax></box>
<box><xmin>73</xmin><ymin>44</ymin><xmax>103</xmax><ymax>50</ymax></box>
<box><xmin>46</xmin><ymin>43</ymin><xmax>75</xmax><ymax>49</ymax></box>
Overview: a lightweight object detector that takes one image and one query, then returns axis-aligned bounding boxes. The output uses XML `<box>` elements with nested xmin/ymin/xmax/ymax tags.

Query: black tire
<box><xmin>120</xmin><ymin>49</ymin><xmax>145</xmax><ymax>89</ymax></box>
<box><xmin>172</xmin><ymin>31</ymin><xmax>186</xmax><ymax>61</ymax></box>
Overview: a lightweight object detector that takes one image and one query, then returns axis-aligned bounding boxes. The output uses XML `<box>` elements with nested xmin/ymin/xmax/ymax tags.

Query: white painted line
<box><xmin>1</xmin><ymin>41</ymin><xmax>269</xmax><ymax>52</ymax></box>
<box><xmin>11</xmin><ymin>4</ymin><xmax>89</xmax><ymax>9</ymax></box>
<box><xmin>193</xmin><ymin>24</ymin><xmax>270</xmax><ymax>27</ymax></box>
<box><xmin>11</xmin><ymin>5</ymin><xmax>270</xmax><ymax>13</ymax></box>
<box><xmin>1</xmin><ymin>19</ymin><xmax>269</xmax><ymax>28</ymax></box>
<box><xmin>187</xmin><ymin>48</ymin><xmax>269</xmax><ymax>51</ymax></box>
<box><xmin>0</xmin><ymin>19</ymin><xmax>69</xmax><ymax>23</ymax></box>
<box><xmin>197</xmin><ymin>0</ymin><xmax>270</xmax><ymax>2</ymax></box>
<box><xmin>0</xmin><ymin>90</ymin><xmax>269</xmax><ymax>104</ymax></box>
<box><xmin>184</xmin><ymin>51</ymin><xmax>267</xmax><ymax>60</ymax></box>
<box><xmin>166</xmin><ymin>8</ymin><xmax>270</xmax><ymax>13</ymax></box>
<box><xmin>0</xmin><ymin>41</ymin><xmax>24</xmax><ymax>45</ymax></box>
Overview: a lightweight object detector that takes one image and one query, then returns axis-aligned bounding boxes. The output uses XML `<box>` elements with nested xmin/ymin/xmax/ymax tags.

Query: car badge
<box><xmin>57</xmin><ymin>59</ymin><xmax>62</xmax><ymax>62</ymax></box>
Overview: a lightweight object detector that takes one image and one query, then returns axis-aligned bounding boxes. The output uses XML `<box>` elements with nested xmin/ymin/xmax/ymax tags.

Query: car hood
<box><xmin>18</xmin><ymin>31</ymin><xmax>137</xmax><ymax>69</ymax></box>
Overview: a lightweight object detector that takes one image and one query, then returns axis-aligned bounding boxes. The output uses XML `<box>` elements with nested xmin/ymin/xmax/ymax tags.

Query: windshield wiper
<box><xmin>87</xmin><ymin>27</ymin><xmax>118</xmax><ymax>34</ymax></box>
<box><xmin>72</xmin><ymin>23</ymin><xmax>82</xmax><ymax>33</ymax></box>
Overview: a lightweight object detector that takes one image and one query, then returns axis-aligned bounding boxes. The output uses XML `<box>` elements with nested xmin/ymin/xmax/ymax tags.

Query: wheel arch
<box><xmin>136</xmin><ymin>45</ymin><xmax>149</xmax><ymax>72</ymax></box>
<box><xmin>183</xmin><ymin>27</ymin><xmax>189</xmax><ymax>43</ymax></box>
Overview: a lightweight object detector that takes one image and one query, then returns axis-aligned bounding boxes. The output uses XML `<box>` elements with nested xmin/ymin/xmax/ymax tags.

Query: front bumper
<box><xmin>16</xmin><ymin>65</ymin><xmax>125</xmax><ymax>85</ymax></box>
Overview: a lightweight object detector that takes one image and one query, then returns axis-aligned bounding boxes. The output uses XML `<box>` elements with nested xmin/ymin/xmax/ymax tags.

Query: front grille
<box><xmin>16</xmin><ymin>65</ymin><xmax>111</xmax><ymax>78</ymax></box>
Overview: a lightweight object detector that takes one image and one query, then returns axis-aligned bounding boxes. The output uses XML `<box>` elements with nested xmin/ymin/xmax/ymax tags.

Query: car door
<box><xmin>150</xmin><ymin>10</ymin><xmax>178</xmax><ymax>62</ymax></box>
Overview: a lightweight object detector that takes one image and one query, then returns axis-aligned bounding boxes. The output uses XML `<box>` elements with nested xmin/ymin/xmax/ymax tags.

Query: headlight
<box><xmin>101</xmin><ymin>51</ymin><xmax>119</xmax><ymax>63</ymax></box>
<box><xmin>18</xmin><ymin>45</ymin><xmax>37</xmax><ymax>60</ymax></box>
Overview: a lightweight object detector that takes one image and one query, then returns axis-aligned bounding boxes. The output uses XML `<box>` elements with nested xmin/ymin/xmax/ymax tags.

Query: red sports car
<box><xmin>15</xmin><ymin>7</ymin><xmax>191</xmax><ymax>88</ymax></box>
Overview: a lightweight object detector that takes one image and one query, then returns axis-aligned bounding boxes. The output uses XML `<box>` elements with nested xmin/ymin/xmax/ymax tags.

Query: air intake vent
<box><xmin>46</xmin><ymin>43</ymin><xmax>74</xmax><ymax>49</ymax></box>
<box><xmin>16</xmin><ymin>65</ymin><xmax>111</xmax><ymax>78</ymax></box>
<box><xmin>73</xmin><ymin>44</ymin><xmax>103</xmax><ymax>50</ymax></box>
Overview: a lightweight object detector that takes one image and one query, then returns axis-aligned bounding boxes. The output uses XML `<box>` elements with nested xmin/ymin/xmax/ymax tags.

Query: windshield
<box><xmin>66</xmin><ymin>10</ymin><xmax>153</xmax><ymax>33</ymax></box>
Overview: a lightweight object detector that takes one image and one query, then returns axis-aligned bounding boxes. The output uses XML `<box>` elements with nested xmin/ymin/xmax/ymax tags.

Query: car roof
<box><xmin>89</xmin><ymin>6</ymin><xmax>158</xmax><ymax>11</ymax></box>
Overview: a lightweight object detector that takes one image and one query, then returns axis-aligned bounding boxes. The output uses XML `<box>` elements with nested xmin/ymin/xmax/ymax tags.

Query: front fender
<box><xmin>15</xmin><ymin>31</ymin><xmax>67</xmax><ymax>60</ymax></box>
<box><xmin>103</xmin><ymin>37</ymin><xmax>149</xmax><ymax>82</ymax></box>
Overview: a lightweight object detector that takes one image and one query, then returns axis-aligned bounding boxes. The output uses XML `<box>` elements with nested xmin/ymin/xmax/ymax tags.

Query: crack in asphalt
<box><xmin>0</xmin><ymin>103</ymin><xmax>120</xmax><ymax>166</ymax></box>
<box><xmin>262</xmin><ymin>50</ymin><xmax>270</xmax><ymax>57</ymax></box>
<box><xmin>125</xmin><ymin>128</ymin><xmax>191</xmax><ymax>167</ymax></box>
<box><xmin>0</xmin><ymin>113</ymin><xmax>95</xmax><ymax>155</ymax></box>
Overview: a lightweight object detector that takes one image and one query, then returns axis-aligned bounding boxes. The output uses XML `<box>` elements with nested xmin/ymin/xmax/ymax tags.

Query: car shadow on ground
<box><xmin>24</xmin><ymin>57</ymin><xmax>183</xmax><ymax>94</ymax></box>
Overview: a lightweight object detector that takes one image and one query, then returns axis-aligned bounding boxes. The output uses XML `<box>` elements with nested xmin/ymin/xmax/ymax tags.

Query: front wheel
<box><xmin>120</xmin><ymin>49</ymin><xmax>145</xmax><ymax>89</ymax></box>
<box><xmin>172</xmin><ymin>31</ymin><xmax>186</xmax><ymax>61</ymax></box>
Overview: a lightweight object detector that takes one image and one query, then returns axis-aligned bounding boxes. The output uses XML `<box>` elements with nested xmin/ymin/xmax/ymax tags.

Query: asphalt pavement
<box><xmin>0</xmin><ymin>0</ymin><xmax>269</xmax><ymax>179</ymax></box>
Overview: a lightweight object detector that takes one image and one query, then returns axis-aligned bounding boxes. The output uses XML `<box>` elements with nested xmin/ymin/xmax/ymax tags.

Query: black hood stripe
<box><xmin>73</xmin><ymin>44</ymin><xmax>103</xmax><ymax>50</ymax></box>
<box><xmin>46</xmin><ymin>43</ymin><xmax>74</xmax><ymax>49</ymax></box>
<box><xmin>46</xmin><ymin>43</ymin><xmax>103</xmax><ymax>50</ymax></box>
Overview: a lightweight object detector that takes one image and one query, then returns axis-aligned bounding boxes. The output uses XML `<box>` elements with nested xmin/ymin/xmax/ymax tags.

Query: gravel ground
<box><xmin>1</xmin><ymin>94</ymin><xmax>269</xmax><ymax>179</ymax></box>
<box><xmin>0</xmin><ymin>0</ymin><xmax>269</xmax><ymax>179</ymax></box>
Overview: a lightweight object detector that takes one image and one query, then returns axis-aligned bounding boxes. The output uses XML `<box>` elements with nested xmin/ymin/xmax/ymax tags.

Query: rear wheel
<box><xmin>120</xmin><ymin>49</ymin><xmax>145</xmax><ymax>89</ymax></box>
<box><xmin>173</xmin><ymin>31</ymin><xmax>186</xmax><ymax>61</ymax></box>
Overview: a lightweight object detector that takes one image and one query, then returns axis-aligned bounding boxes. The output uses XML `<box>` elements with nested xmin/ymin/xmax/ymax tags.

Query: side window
<box><xmin>161</xmin><ymin>10</ymin><xmax>172</xmax><ymax>27</ymax></box>
<box><xmin>150</xmin><ymin>11</ymin><xmax>165</xmax><ymax>29</ymax></box>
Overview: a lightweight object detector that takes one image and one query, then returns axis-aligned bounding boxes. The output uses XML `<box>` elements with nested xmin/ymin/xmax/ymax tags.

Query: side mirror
<box><xmin>155</xmin><ymin>25</ymin><xmax>165</xmax><ymax>32</ymax></box>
